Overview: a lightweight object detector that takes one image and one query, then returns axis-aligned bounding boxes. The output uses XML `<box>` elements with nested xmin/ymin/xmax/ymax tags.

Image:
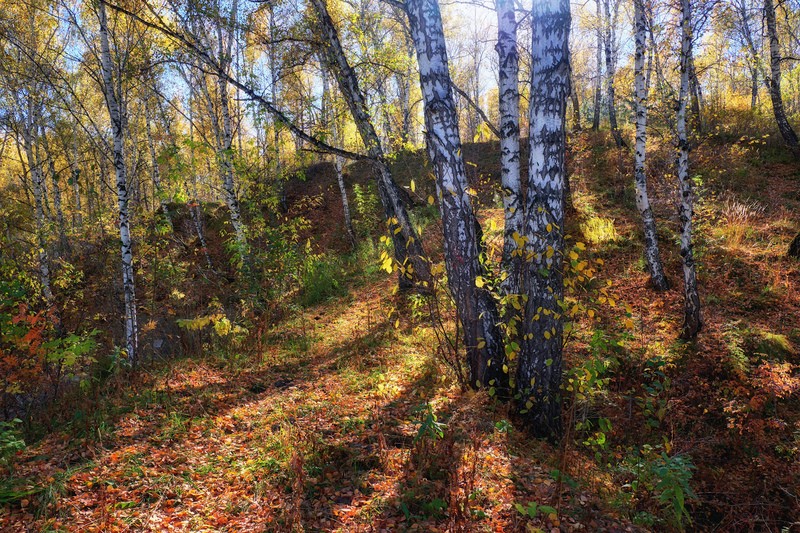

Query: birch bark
<box><xmin>98</xmin><ymin>0</ymin><xmax>138</xmax><ymax>364</ymax></box>
<box><xmin>405</xmin><ymin>0</ymin><xmax>507</xmax><ymax>390</ymax></box>
<box><xmin>145</xmin><ymin>99</ymin><xmax>172</xmax><ymax>227</ymax></box>
<box><xmin>591</xmin><ymin>0</ymin><xmax>602</xmax><ymax>131</ymax></box>
<box><xmin>677</xmin><ymin>0</ymin><xmax>702</xmax><ymax>339</ymax></box>
<box><xmin>495</xmin><ymin>0</ymin><xmax>523</xmax><ymax>297</ymax></box>
<box><xmin>634</xmin><ymin>0</ymin><xmax>668</xmax><ymax>291</ymax></box>
<box><xmin>764</xmin><ymin>0</ymin><xmax>800</xmax><ymax>155</ymax></box>
<box><xmin>517</xmin><ymin>0</ymin><xmax>571</xmax><ymax>437</ymax></box>
<box><xmin>311</xmin><ymin>0</ymin><xmax>432</xmax><ymax>290</ymax></box>
<box><xmin>603</xmin><ymin>0</ymin><xmax>625</xmax><ymax>147</ymax></box>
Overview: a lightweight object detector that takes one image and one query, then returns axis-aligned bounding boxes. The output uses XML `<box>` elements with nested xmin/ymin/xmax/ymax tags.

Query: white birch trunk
<box><xmin>311</xmin><ymin>0</ymin><xmax>431</xmax><ymax>290</ymax></box>
<box><xmin>70</xmin><ymin>136</ymin><xmax>83</xmax><ymax>229</ymax></box>
<box><xmin>496</xmin><ymin>0</ymin><xmax>523</xmax><ymax>297</ymax></box>
<box><xmin>677</xmin><ymin>0</ymin><xmax>701</xmax><ymax>339</ymax></box>
<box><xmin>603</xmin><ymin>0</ymin><xmax>625</xmax><ymax>147</ymax></box>
<box><xmin>517</xmin><ymin>0</ymin><xmax>571</xmax><ymax>437</ymax></box>
<box><xmin>405</xmin><ymin>0</ymin><xmax>507</xmax><ymax>391</ymax></box>
<box><xmin>764</xmin><ymin>0</ymin><xmax>800</xmax><ymax>154</ymax></box>
<box><xmin>633</xmin><ymin>0</ymin><xmax>668</xmax><ymax>291</ymax></box>
<box><xmin>187</xmin><ymin>84</ymin><xmax>213</xmax><ymax>269</ymax></box>
<box><xmin>216</xmin><ymin>4</ymin><xmax>249</xmax><ymax>264</ymax></box>
<box><xmin>98</xmin><ymin>0</ymin><xmax>138</xmax><ymax>364</ymax></box>
<box><xmin>39</xmin><ymin>128</ymin><xmax>67</xmax><ymax>251</ymax></box>
<box><xmin>21</xmin><ymin>110</ymin><xmax>54</xmax><ymax>306</ymax></box>
<box><xmin>145</xmin><ymin>100</ymin><xmax>172</xmax><ymax>227</ymax></box>
<box><xmin>592</xmin><ymin>0</ymin><xmax>602</xmax><ymax>131</ymax></box>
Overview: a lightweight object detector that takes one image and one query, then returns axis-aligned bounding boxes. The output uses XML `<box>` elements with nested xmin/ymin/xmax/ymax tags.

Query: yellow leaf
<box><xmin>410</xmin><ymin>179</ymin><xmax>416</xmax><ymax>193</ymax></box>
<box><xmin>428</xmin><ymin>195</ymin><xmax>435</xmax><ymax>205</ymax></box>
<box><xmin>475</xmin><ymin>276</ymin><xmax>485</xmax><ymax>288</ymax></box>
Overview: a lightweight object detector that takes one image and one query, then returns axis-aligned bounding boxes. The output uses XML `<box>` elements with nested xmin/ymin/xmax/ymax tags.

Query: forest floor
<box><xmin>2</xmin><ymin>130</ymin><xmax>800</xmax><ymax>532</ymax></box>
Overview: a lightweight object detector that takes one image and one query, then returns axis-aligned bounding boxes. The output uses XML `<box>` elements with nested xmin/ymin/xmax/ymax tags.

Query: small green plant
<box><xmin>0</xmin><ymin>419</ymin><xmax>25</xmax><ymax>468</ymax></box>
<box><xmin>620</xmin><ymin>445</ymin><xmax>696</xmax><ymax>530</ymax></box>
<box><xmin>413</xmin><ymin>403</ymin><xmax>446</xmax><ymax>443</ymax></box>
<box><xmin>636</xmin><ymin>356</ymin><xmax>670</xmax><ymax>428</ymax></box>
<box><xmin>514</xmin><ymin>500</ymin><xmax>558</xmax><ymax>519</ymax></box>
<box><xmin>298</xmin><ymin>254</ymin><xmax>347</xmax><ymax>307</ymax></box>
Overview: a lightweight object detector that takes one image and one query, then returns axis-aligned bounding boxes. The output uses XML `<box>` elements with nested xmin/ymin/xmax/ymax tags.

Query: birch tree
<box><xmin>97</xmin><ymin>0</ymin><xmax>138</xmax><ymax>364</ymax></box>
<box><xmin>517</xmin><ymin>0</ymin><xmax>571</xmax><ymax>437</ymax></box>
<box><xmin>404</xmin><ymin>0</ymin><xmax>507</xmax><ymax>390</ymax></box>
<box><xmin>592</xmin><ymin>0</ymin><xmax>602</xmax><ymax>131</ymax></box>
<box><xmin>764</xmin><ymin>0</ymin><xmax>800</xmax><ymax>156</ymax></box>
<box><xmin>602</xmin><ymin>0</ymin><xmax>625</xmax><ymax>147</ymax></box>
<box><xmin>144</xmin><ymin>97</ymin><xmax>172</xmax><ymax>227</ymax></box>
<box><xmin>677</xmin><ymin>0</ymin><xmax>702</xmax><ymax>339</ymax></box>
<box><xmin>495</xmin><ymin>0</ymin><xmax>523</xmax><ymax>297</ymax></box>
<box><xmin>633</xmin><ymin>0</ymin><xmax>668</xmax><ymax>291</ymax></box>
<box><xmin>310</xmin><ymin>0</ymin><xmax>432</xmax><ymax>291</ymax></box>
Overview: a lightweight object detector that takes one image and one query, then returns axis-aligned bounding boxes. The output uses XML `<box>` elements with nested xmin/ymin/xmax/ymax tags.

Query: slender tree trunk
<box><xmin>39</xmin><ymin>128</ymin><xmax>67</xmax><ymax>252</ymax></box>
<box><xmin>334</xmin><ymin>157</ymin><xmax>356</xmax><ymax>248</ymax></box>
<box><xmin>145</xmin><ymin>100</ymin><xmax>172</xmax><ymax>227</ymax></box>
<box><xmin>311</xmin><ymin>0</ymin><xmax>432</xmax><ymax>291</ymax></box>
<box><xmin>592</xmin><ymin>0</ymin><xmax>603</xmax><ymax>131</ymax></box>
<box><xmin>21</xmin><ymin>117</ymin><xmax>54</xmax><ymax>308</ymax></box>
<box><xmin>688</xmin><ymin>56</ymin><xmax>703</xmax><ymax>132</ymax></box>
<box><xmin>98</xmin><ymin>0</ymin><xmax>138</xmax><ymax>364</ymax></box>
<box><xmin>764</xmin><ymin>0</ymin><xmax>800</xmax><ymax>155</ymax></box>
<box><xmin>634</xmin><ymin>0</ymin><xmax>668</xmax><ymax>291</ymax></box>
<box><xmin>405</xmin><ymin>0</ymin><xmax>507</xmax><ymax>391</ymax></box>
<box><xmin>188</xmin><ymin>85</ymin><xmax>213</xmax><ymax>269</ymax></box>
<box><xmin>677</xmin><ymin>0</ymin><xmax>701</xmax><ymax>339</ymax></box>
<box><xmin>320</xmin><ymin>61</ymin><xmax>357</xmax><ymax>249</ymax></box>
<box><xmin>267</xmin><ymin>6</ymin><xmax>286</xmax><ymax>212</ymax></box>
<box><xmin>496</xmin><ymin>0</ymin><xmax>523</xmax><ymax>297</ymax></box>
<box><xmin>70</xmin><ymin>136</ymin><xmax>83</xmax><ymax>229</ymax></box>
<box><xmin>570</xmin><ymin>72</ymin><xmax>582</xmax><ymax>132</ymax></box>
<box><xmin>218</xmin><ymin>58</ymin><xmax>249</xmax><ymax>263</ymax></box>
<box><xmin>603</xmin><ymin>0</ymin><xmax>625</xmax><ymax>147</ymax></box>
<box><xmin>517</xmin><ymin>0</ymin><xmax>571</xmax><ymax>438</ymax></box>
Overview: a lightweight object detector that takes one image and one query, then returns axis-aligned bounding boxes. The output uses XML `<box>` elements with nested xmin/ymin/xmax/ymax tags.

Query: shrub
<box><xmin>299</xmin><ymin>254</ymin><xmax>347</xmax><ymax>308</ymax></box>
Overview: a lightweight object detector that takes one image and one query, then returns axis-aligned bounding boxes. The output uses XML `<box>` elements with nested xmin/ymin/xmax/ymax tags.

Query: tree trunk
<box><xmin>634</xmin><ymin>0</ymin><xmax>668</xmax><ymax>291</ymax></box>
<box><xmin>495</xmin><ymin>0</ymin><xmax>524</xmax><ymax>298</ymax></box>
<box><xmin>405</xmin><ymin>0</ymin><xmax>507</xmax><ymax>391</ymax></box>
<box><xmin>69</xmin><ymin>136</ymin><xmax>83</xmax><ymax>229</ymax></box>
<box><xmin>789</xmin><ymin>232</ymin><xmax>800</xmax><ymax>257</ymax></box>
<box><xmin>570</xmin><ymin>71</ymin><xmax>582</xmax><ymax>132</ymax></box>
<box><xmin>39</xmin><ymin>128</ymin><xmax>67</xmax><ymax>252</ymax></box>
<box><xmin>215</xmin><ymin>7</ymin><xmax>249</xmax><ymax>265</ymax></box>
<box><xmin>603</xmin><ymin>0</ymin><xmax>625</xmax><ymax>147</ymax></box>
<box><xmin>592</xmin><ymin>0</ymin><xmax>602</xmax><ymax>131</ymax></box>
<box><xmin>688</xmin><ymin>55</ymin><xmax>703</xmax><ymax>132</ymax></box>
<box><xmin>335</xmin><ymin>157</ymin><xmax>356</xmax><ymax>248</ymax></box>
<box><xmin>517</xmin><ymin>0</ymin><xmax>571</xmax><ymax>438</ymax></box>
<box><xmin>145</xmin><ymin>100</ymin><xmax>172</xmax><ymax>228</ymax></box>
<box><xmin>98</xmin><ymin>0</ymin><xmax>138</xmax><ymax>364</ymax></box>
<box><xmin>677</xmin><ymin>0</ymin><xmax>702</xmax><ymax>340</ymax></box>
<box><xmin>311</xmin><ymin>0</ymin><xmax>432</xmax><ymax>291</ymax></box>
<box><xmin>21</xmin><ymin>113</ymin><xmax>54</xmax><ymax>308</ymax></box>
<box><xmin>764</xmin><ymin>0</ymin><xmax>800</xmax><ymax>155</ymax></box>
<box><xmin>187</xmin><ymin>84</ymin><xmax>213</xmax><ymax>269</ymax></box>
